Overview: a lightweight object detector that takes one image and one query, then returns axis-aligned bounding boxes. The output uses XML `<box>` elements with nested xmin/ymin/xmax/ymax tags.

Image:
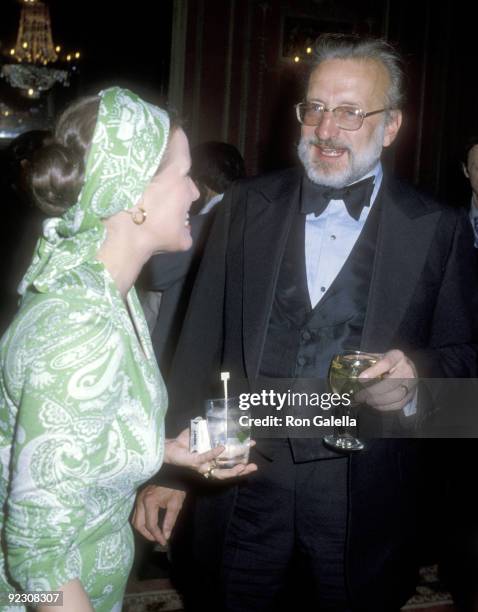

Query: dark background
<box><xmin>0</xmin><ymin>0</ymin><xmax>173</xmax><ymax>99</ymax></box>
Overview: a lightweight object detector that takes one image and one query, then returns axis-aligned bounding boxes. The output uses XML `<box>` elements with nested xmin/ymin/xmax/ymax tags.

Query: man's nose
<box><xmin>314</xmin><ymin>111</ymin><xmax>340</xmax><ymax>141</ymax></box>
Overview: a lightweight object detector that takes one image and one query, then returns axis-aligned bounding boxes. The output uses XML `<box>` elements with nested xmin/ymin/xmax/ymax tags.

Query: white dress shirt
<box><xmin>304</xmin><ymin>163</ymin><xmax>416</xmax><ymax>416</ymax></box>
<box><xmin>305</xmin><ymin>163</ymin><xmax>382</xmax><ymax>308</ymax></box>
<box><xmin>199</xmin><ymin>192</ymin><xmax>224</xmax><ymax>215</ymax></box>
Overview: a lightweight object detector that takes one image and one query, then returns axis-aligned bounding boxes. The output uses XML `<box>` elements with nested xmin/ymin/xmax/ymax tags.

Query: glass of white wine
<box><xmin>323</xmin><ymin>350</ymin><xmax>381</xmax><ymax>452</ymax></box>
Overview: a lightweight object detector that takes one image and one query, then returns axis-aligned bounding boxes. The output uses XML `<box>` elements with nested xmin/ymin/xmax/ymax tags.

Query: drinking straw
<box><xmin>221</xmin><ymin>371</ymin><xmax>230</xmax><ymax>443</ymax></box>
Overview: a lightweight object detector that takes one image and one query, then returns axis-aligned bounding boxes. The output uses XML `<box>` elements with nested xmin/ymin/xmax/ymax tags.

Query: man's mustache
<box><xmin>306</xmin><ymin>138</ymin><xmax>350</xmax><ymax>152</ymax></box>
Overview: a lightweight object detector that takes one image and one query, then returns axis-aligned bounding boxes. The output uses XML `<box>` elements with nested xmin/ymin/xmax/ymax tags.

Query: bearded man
<box><xmin>135</xmin><ymin>33</ymin><xmax>477</xmax><ymax>611</ymax></box>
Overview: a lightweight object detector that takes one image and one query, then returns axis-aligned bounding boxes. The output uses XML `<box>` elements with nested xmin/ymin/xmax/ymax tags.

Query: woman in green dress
<box><xmin>0</xmin><ymin>87</ymin><xmax>255</xmax><ymax>612</ymax></box>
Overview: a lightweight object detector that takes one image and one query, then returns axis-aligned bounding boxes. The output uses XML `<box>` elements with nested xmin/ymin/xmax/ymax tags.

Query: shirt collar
<box><xmin>199</xmin><ymin>192</ymin><xmax>224</xmax><ymax>215</ymax></box>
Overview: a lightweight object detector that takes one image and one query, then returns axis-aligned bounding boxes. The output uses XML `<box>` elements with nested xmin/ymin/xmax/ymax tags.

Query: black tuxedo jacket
<box><xmin>166</xmin><ymin>168</ymin><xmax>478</xmax><ymax>605</ymax></box>
<box><xmin>168</xmin><ymin>168</ymin><xmax>477</xmax><ymax>421</ymax></box>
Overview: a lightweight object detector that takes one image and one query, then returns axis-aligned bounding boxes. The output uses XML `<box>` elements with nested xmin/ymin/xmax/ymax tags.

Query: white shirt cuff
<box><xmin>403</xmin><ymin>388</ymin><xmax>418</xmax><ymax>417</ymax></box>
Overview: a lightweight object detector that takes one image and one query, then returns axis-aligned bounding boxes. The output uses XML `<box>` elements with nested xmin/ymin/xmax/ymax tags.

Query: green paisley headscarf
<box><xmin>19</xmin><ymin>86</ymin><xmax>170</xmax><ymax>295</ymax></box>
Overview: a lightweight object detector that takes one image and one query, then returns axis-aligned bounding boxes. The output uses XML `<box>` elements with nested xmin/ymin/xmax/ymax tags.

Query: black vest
<box><xmin>259</xmin><ymin>180</ymin><xmax>383</xmax><ymax>460</ymax></box>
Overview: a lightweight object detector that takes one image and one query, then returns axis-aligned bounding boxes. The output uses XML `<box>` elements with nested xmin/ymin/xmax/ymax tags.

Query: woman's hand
<box><xmin>164</xmin><ymin>428</ymin><xmax>258</xmax><ymax>480</ymax></box>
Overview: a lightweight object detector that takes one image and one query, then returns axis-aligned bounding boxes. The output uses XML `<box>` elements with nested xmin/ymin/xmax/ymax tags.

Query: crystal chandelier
<box><xmin>12</xmin><ymin>0</ymin><xmax>58</xmax><ymax>64</ymax></box>
<box><xmin>1</xmin><ymin>0</ymin><xmax>78</xmax><ymax>98</ymax></box>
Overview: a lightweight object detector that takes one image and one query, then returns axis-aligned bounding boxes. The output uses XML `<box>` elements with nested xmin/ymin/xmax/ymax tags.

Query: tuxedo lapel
<box><xmin>243</xmin><ymin>171</ymin><xmax>301</xmax><ymax>379</ymax></box>
<box><xmin>361</xmin><ymin>178</ymin><xmax>442</xmax><ymax>351</ymax></box>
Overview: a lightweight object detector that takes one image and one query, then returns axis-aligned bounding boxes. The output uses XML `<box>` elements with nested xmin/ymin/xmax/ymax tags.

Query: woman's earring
<box><xmin>129</xmin><ymin>205</ymin><xmax>147</xmax><ymax>225</ymax></box>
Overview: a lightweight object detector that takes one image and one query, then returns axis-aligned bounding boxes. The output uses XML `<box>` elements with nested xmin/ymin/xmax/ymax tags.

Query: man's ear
<box><xmin>383</xmin><ymin>110</ymin><xmax>402</xmax><ymax>148</ymax></box>
<box><xmin>463</xmin><ymin>162</ymin><xmax>470</xmax><ymax>179</ymax></box>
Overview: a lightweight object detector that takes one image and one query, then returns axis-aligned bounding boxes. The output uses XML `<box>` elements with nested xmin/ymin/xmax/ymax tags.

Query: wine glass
<box><xmin>323</xmin><ymin>350</ymin><xmax>381</xmax><ymax>452</ymax></box>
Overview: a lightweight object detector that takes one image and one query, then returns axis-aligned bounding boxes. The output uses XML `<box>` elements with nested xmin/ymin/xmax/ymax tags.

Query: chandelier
<box><xmin>1</xmin><ymin>0</ymin><xmax>80</xmax><ymax>98</ymax></box>
<box><xmin>12</xmin><ymin>0</ymin><xmax>58</xmax><ymax>64</ymax></box>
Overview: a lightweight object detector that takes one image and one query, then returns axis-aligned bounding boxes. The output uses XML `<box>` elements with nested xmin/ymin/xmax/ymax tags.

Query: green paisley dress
<box><xmin>0</xmin><ymin>260</ymin><xmax>166</xmax><ymax>611</ymax></box>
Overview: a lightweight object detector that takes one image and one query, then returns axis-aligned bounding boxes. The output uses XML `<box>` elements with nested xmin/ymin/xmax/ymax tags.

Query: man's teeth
<box><xmin>319</xmin><ymin>147</ymin><xmax>343</xmax><ymax>157</ymax></box>
<box><xmin>184</xmin><ymin>212</ymin><xmax>190</xmax><ymax>227</ymax></box>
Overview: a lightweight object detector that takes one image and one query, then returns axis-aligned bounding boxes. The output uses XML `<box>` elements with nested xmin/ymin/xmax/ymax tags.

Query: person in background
<box><xmin>0</xmin><ymin>87</ymin><xmax>256</xmax><ymax>612</ymax></box>
<box><xmin>190</xmin><ymin>141</ymin><xmax>246</xmax><ymax>215</ymax></box>
<box><xmin>462</xmin><ymin>136</ymin><xmax>478</xmax><ymax>247</ymax></box>
<box><xmin>438</xmin><ymin>135</ymin><xmax>478</xmax><ymax>609</ymax></box>
<box><xmin>134</xmin><ymin>33</ymin><xmax>478</xmax><ymax>611</ymax></box>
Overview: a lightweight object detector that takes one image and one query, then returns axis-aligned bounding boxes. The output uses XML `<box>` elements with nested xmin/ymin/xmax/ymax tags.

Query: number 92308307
<box><xmin>0</xmin><ymin>591</ymin><xmax>63</xmax><ymax>606</ymax></box>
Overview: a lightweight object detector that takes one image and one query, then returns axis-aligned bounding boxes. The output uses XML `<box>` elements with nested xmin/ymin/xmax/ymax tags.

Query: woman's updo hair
<box><xmin>29</xmin><ymin>96</ymin><xmax>100</xmax><ymax>216</ymax></box>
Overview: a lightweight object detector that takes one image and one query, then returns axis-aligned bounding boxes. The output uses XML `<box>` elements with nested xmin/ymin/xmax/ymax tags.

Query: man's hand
<box><xmin>132</xmin><ymin>485</ymin><xmax>186</xmax><ymax>545</ymax></box>
<box><xmin>356</xmin><ymin>349</ymin><xmax>418</xmax><ymax>411</ymax></box>
<box><xmin>164</xmin><ymin>428</ymin><xmax>258</xmax><ymax>480</ymax></box>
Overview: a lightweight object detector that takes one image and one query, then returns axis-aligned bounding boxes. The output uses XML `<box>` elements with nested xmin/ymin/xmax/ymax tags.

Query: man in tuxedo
<box><xmin>134</xmin><ymin>33</ymin><xmax>477</xmax><ymax>610</ymax></box>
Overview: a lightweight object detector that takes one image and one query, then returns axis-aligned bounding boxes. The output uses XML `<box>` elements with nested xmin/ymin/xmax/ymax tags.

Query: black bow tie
<box><xmin>301</xmin><ymin>176</ymin><xmax>375</xmax><ymax>221</ymax></box>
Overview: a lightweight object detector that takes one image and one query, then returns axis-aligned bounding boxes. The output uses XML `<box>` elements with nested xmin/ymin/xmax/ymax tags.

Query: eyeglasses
<box><xmin>295</xmin><ymin>101</ymin><xmax>389</xmax><ymax>131</ymax></box>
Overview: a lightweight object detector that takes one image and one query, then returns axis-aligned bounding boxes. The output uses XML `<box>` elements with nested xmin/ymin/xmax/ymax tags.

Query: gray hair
<box><xmin>310</xmin><ymin>33</ymin><xmax>405</xmax><ymax>111</ymax></box>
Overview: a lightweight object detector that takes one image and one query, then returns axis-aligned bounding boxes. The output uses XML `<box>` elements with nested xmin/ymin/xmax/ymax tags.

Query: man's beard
<box><xmin>297</xmin><ymin>121</ymin><xmax>386</xmax><ymax>188</ymax></box>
